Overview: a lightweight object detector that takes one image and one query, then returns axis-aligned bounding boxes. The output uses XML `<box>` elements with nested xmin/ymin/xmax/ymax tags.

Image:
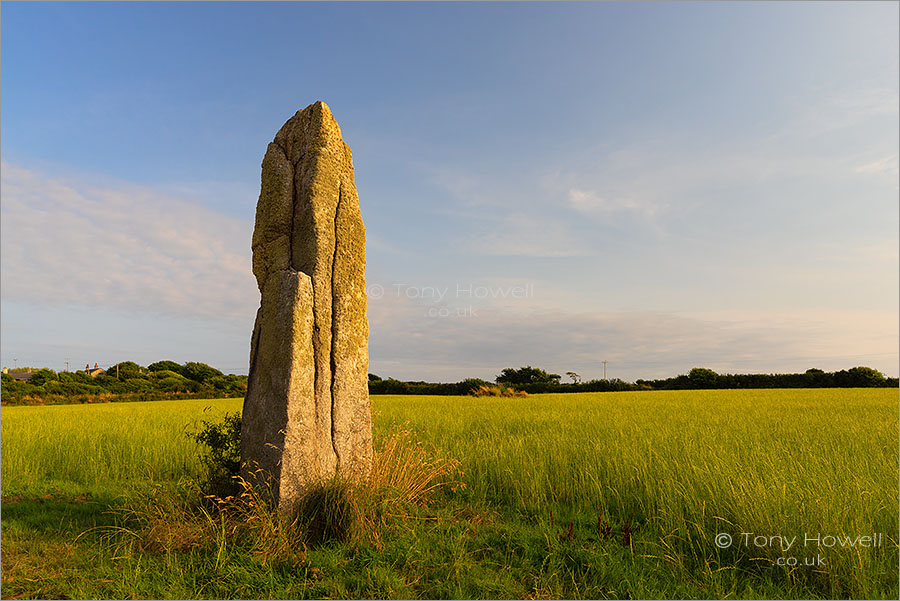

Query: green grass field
<box><xmin>2</xmin><ymin>389</ymin><xmax>897</xmax><ymax>599</ymax></box>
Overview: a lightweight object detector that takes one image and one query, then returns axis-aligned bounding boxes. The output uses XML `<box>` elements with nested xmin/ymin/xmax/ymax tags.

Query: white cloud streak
<box><xmin>457</xmin><ymin>212</ymin><xmax>588</xmax><ymax>257</ymax></box>
<box><xmin>855</xmin><ymin>154</ymin><xmax>899</xmax><ymax>177</ymax></box>
<box><xmin>566</xmin><ymin>187</ymin><xmax>661</xmax><ymax>217</ymax></box>
<box><xmin>0</xmin><ymin>161</ymin><xmax>258</xmax><ymax>322</ymax></box>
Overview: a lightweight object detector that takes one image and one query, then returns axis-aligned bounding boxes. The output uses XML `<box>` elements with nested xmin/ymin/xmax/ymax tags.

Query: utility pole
<box><xmin>65</xmin><ymin>358</ymin><xmax>70</xmax><ymax>372</ymax></box>
<box><xmin>602</xmin><ymin>360</ymin><xmax>608</xmax><ymax>380</ymax></box>
<box><xmin>116</xmin><ymin>363</ymin><xmax>119</xmax><ymax>379</ymax></box>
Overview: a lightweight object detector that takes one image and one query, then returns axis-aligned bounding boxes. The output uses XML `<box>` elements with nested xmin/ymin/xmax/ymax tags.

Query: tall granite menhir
<box><xmin>241</xmin><ymin>101</ymin><xmax>372</xmax><ymax>512</ymax></box>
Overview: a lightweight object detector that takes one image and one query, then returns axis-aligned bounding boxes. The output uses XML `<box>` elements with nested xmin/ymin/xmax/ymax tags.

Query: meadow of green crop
<box><xmin>2</xmin><ymin>389</ymin><xmax>897</xmax><ymax>599</ymax></box>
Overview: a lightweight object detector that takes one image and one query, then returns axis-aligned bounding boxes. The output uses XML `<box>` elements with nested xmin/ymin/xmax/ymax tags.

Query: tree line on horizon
<box><xmin>1</xmin><ymin>362</ymin><xmax>895</xmax><ymax>406</ymax></box>
<box><xmin>0</xmin><ymin>360</ymin><xmax>247</xmax><ymax>406</ymax></box>
<box><xmin>369</xmin><ymin>365</ymin><xmax>898</xmax><ymax>395</ymax></box>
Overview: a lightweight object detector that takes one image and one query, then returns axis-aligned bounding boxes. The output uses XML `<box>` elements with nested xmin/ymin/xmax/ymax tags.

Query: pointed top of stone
<box><xmin>310</xmin><ymin>99</ymin><xmax>331</xmax><ymax>114</ymax></box>
<box><xmin>290</xmin><ymin>100</ymin><xmax>336</xmax><ymax>127</ymax></box>
<box><xmin>269</xmin><ymin>101</ymin><xmax>349</xmax><ymax>178</ymax></box>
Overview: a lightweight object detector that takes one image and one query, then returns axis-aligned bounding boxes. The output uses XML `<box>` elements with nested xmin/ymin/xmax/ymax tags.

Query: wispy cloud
<box><xmin>426</xmin><ymin>166</ymin><xmax>592</xmax><ymax>257</ymax></box>
<box><xmin>566</xmin><ymin>187</ymin><xmax>661</xmax><ymax>217</ymax></box>
<box><xmin>766</xmin><ymin>86</ymin><xmax>899</xmax><ymax>147</ymax></box>
<box><xmin>829</xmin><ymin>87</ymin><xmax>899</xmax><ymax>125</ymax></box>
<box><xmin>457</xmin><ymin>212</ymin><xmax>588</xmax><ymax>257</ymax></box>
<box><xmin>428</xmin><ymin>166</ymin><xmax>493</xmax><ymax>208</ymax></box>
<box><xmin>0</xmin><ymin>161</ymin><xmax>258</xmax><ymax>322</ymax></box>
<box><xmin>546</xmin><ymin>85</ymin><xmax>899</xmax><ymax>223</ymax></box>
<box><xmin>540</xmin><ymin>144</ymin><xmax>725</xmax><ymax>226</ymax></box>
<box><xmin>855</xmin><ymin>153</ymin><xmax>899</xmax><ymax>177</ymax></box>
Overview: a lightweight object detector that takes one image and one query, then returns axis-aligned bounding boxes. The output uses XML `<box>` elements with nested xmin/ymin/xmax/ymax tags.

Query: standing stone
<box><xmin>241</xmin><ymin>101</ymin><xmax>371</xmax><ymax>513</ymax></box>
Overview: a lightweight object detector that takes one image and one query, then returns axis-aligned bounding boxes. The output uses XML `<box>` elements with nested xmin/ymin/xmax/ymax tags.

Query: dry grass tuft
<box><xmin>208</xmin><ymin>472</ymin><xmax>308</xmax><ymax>567</ymax></box>
<box><xmin>368</xmin><ymin>429</ymin><xmax>461</xmax><ymax>509</ymax></box>
<box><xmin>470</xmin><ymin>384</ymin><xmax>528</xmax><ymax>397</ymax></box>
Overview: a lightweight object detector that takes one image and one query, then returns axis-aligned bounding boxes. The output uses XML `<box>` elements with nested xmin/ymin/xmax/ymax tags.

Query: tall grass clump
<box><xmin>99</xmin><ymin>419</ymin><xmax>460</xmax><ymax>570</ymax></box>
<box><xmin>256</xmin><ymin>427</ymin><xmax>459</xmax><ymax>546</ymax></box>
<box><xmin>368</xmin><ymin>428</ymin><xmax>461</xmax><ymax>509</ymax></box>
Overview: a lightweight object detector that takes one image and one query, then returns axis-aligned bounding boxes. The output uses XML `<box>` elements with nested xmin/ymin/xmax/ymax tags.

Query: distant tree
<box><xmin>368</xmin><ymin>373</ymin><xmax>382</xmax><ymax>382</ymax></box>
<box><xmin>30</xmin><ymin>368</ymin><xmax>58</xmax><ymax>387</ymax></box>
<box><xmin>148</xmin><ymin>360</ymin><xmax>186</xmax><ymax>376</ymax></box>
<box><xmin>566</xmin><ymin>371</ymin><xmax>581</xmax><ymax>384</ymax></box>
<box><xmin>496</xmin><ymin>366</ymin><xmax>561</xmax><ymax>386</ymax></box>
<box><xmin>803</xmin><ymin>368</ymin><xmax>831</xmax><ymax>387</ymax></box>
<box><xmin>183</xmin><ymin>361</ymin><xmax>224</xmax><ymax>383</ymax></box>
<box><xmin>835</xmin><ymin>366</ymin><xmax>885</xmax><ymax>388</ymax></box>
<box><xmin>848</xmin><ymin>366</ymin><xmax>885</xmax><ymax>386</ymax></box>
<box><xmin>368</xmin><ymin>377</ymin><xmax>410</xmax><ymax>394</ymax></box>
<box><xmin>107</xmin><ymin>361</ymin><xmax>144</xmax><ymax>380</ymax></box>
<box><xmin>688</xmin><ymin>368</ymin><xmax>719</xmax><ymax>389</ymax></box>
<box><xmin>58</xmin><ymin>371</ymin><xmax>93</xmax><ymax>384</ymax></box>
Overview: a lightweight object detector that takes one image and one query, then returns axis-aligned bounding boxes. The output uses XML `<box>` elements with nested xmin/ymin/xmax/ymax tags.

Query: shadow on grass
<box><xmin>1</xmin><ymin>493</ymin><xmax>120</xmax><ymax>534</ymax></box>
<box><xmin>1</xmin><ymin>494</ymin><xmax>124</xmax><ymax>600</ymax></box>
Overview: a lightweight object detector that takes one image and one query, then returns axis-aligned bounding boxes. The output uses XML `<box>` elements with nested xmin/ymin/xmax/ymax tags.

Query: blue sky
<box><xmin>2</xmin><ymin>1</ymin><xmax>897</xmax><ymax>381</ymax></box>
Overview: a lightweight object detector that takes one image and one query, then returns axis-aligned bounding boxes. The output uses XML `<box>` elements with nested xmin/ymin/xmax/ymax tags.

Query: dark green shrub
<box><xmin>159</xmin><ymin>377</ymin><xmax>189</xmax><ymax>392</ymax></box>
<box><xmin>456</xmin><ymin>378</ymin><xmax>492</xmax><ymax>395</ymax></box>
<box><xmin>123</xmin><ymin>378</ymin><xmax>153</xmax><ymax>392</ymax></box>
<box><xmin>58</xmin><ymin>371</ymin><xmax>92</xmax><ymax>384</ymax></box>
<box><xmin>209</xmin><ymin>374</ymin><xmax>248</xmax><ymax>395</ymax></box>
<box><xmin>192</xmin><ymin>412</ymin><xmax>242</xmax><ymax>497</ymax></box>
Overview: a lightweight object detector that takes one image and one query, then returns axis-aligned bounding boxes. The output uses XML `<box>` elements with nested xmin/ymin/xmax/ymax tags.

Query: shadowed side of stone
<box><xmin>241</xmin><ymin>101</ymin><xmax>371</xmax><ymax>513</ymax></box>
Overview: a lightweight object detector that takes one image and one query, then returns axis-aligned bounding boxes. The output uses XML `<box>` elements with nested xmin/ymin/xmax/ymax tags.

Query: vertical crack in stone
<box><xmin>330</xmin><ymin>180</ymin><xmax>343</xmax><ymax>472</ymax></box>
<box><xmin>246</xmin><ymin>316</ymin><xmax>261</xmax><ymax>403</ymax></box>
